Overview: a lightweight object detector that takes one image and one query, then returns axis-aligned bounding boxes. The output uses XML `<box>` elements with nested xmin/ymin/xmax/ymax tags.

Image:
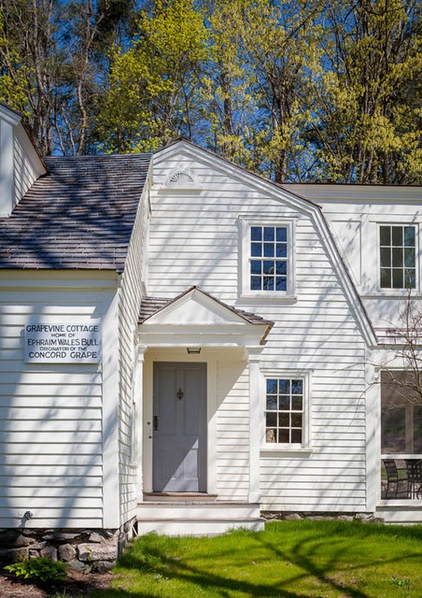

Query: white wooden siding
<box><xmin>259</xmin><ymin>364</ymin><xmax>366</xmax><ymax>512</ymax></box>
<box><xmin>13</xmin><ymin>131</ymin><xmax>44</xmax><ymax>208</ymax></box>
<box><xmin>0</xmin><ymin>275</ymin><xmax>116</xmax><ymax>528</ymax></box>
<box><xmin>151</xmin><ymin>150</ymin><xmax>368</xmax><ymax>512</ymax></box>
<box><xmin>117</xmin><ymin>174</ymin><xmax>151</xmax><ymax>525</ymax></box>
<box><xmin>216</xmin><ymin>361</ymin><xmax>249</xmax><ymax>500</ymax></box>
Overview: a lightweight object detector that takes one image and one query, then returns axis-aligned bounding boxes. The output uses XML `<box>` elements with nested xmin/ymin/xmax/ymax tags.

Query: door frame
<box><xmin>152</xmin><ymin>361</ymin><xmax>207</xmax><ymax>492</ymax></box>
<box><xmin>142</xmin><ymin>348</ymin><xmax>218</xmax><ymax>495</ymax></box>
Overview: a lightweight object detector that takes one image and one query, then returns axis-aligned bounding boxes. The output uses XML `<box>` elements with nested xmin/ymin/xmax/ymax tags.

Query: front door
<box><xmin>153</xmin><ymin>362</ymin><xmax>207</xmax><ymax>492</ymax></box>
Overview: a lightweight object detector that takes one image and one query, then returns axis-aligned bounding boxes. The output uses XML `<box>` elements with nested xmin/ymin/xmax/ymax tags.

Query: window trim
<box><xmin>261</xmin><ymin>370</ymin><xmax>311</xmax><ymax>452</ymax></box>
<box><xmin>381</xmin><ymin>369</ymin><xmax>422</xmax><ymax>456</ymax></box>
<box><xmin>239</xmin><ymin>218</ymin><xmax>296</xmax><ymax>299</ymax></box>
<box><xmin>378</xmin><ymin>223</ymin><xmax>417</xmax><ymax>291</ymax></box>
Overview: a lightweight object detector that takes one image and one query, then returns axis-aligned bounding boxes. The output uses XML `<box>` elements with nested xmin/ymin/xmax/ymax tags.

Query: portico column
<box><xmin>248</xmin><ymin>347</ymin><xmax>263</xmax><ymax>504</ymax></box>
<box><xmin>366</xmin><ymin>353</ymin><xmax>381</xmax><ymax>511</ymax></box>
<box><xmin>134</xmin><ymin>344</ymin><xmax>147</xmax><ymax>496</ymax></box>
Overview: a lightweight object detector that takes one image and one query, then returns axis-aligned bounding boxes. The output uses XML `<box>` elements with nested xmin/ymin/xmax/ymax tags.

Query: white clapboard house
<box><xmin>0</xmin><ymin>102</ymin><xmax>421</xmax><ymax>559</ymax></box>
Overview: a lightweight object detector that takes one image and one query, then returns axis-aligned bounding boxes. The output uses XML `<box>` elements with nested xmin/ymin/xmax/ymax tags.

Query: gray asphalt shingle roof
<box><xmin>0</xmin><ymin>153</ymin><xmax>151</xmax><ymax>272</ymax></box>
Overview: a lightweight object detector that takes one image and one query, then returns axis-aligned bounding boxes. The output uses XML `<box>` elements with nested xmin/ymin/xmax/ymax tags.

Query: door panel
<box><xmin>153</xmin><ymin>362</ymin><xmax>207</xmax><ymax>492</ymax></box>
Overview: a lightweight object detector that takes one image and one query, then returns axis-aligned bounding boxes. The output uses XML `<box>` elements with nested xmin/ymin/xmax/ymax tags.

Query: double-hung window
<box><xmin>380</xmin><ymin>225</ymin><xmax>416</xmax><ymax>289</ymax></box>
<box><xmin>241</xmin><ymin>220</ymin><xmax>295</xmax><ymax>297</ymax></box>
<box><xmin>265</xmin><ymin>376</ymin><xmax>306</xmax><ymax>447</ymax></box>
<box><xmin>250</xmin><ymin>226</ymin><xmax>288</xmax><ymax>292</ymax></box>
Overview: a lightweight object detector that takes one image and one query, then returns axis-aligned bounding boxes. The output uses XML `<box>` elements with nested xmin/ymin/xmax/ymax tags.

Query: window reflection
<box><xmin>381</xmin><ymin>371</ymin><xmax>421</xmax><ymax>455</ymax></box>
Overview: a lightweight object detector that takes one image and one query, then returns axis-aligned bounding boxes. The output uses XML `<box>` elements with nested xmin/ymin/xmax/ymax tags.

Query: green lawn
<box><xmin>90</xmin><ymin>520</ymin><xmax>422</xmax><ymax>597</ymax></box>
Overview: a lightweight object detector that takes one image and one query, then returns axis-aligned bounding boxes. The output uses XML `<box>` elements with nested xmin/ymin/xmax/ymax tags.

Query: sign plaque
<box><xmin>24</xmin><ymin>320</ymin><xmax>101</xmax><ymax>364</ymax></box>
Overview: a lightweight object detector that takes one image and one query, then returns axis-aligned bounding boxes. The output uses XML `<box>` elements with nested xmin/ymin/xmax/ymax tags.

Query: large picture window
<box><xmin>379</xmin><ymin>225</ymin><xmax>416</xmax><ymax>289</ymax></box>
<box><xmin>265</xmin><ymin>377</ymin><xmax>304</xmax><ymax>445</ymax></box>
<box><xmin>381</xmin><ymin>371</ymin><xmax>422</xmax><ymax>454</ymax></box>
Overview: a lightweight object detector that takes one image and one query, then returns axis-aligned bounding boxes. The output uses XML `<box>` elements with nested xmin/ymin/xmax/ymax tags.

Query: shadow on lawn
<box><xmin>93</xmin><ymin>524</ymin><xmax>422</xmax><ymax>598</ymax></box>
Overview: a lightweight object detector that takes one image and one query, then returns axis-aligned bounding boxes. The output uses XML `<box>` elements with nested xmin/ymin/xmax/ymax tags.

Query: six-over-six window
<box><xmin>265</xmin><ymin>377</ymin><xmax>304</xmax><ymax>445</ymax></box>
<box><xmin>380</xmin><ymin>225</ymin><xmax>416</xmax><ymax>289</ymax></box>
<box><xmin>250</xmin><ymin>225</ymin><xmax>288</xmax><ymax>292</ymax></box>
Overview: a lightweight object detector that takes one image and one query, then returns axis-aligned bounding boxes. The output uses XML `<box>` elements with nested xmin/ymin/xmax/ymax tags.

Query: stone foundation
<box><xmin>261</xmin><ymin>511</ymin><xmax>385</xmax><ymax>524</ymax></box>
<box><xmin>0</xmin><ymin>518</ymin><xmax>137</xmax><ymax>572</ymax></box>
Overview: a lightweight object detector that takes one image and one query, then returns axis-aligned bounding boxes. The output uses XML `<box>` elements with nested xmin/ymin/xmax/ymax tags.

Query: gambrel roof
<box><xmin>0</xmin><ymin>154</ymin><xmax>151</xmax><ymax>272</ymax></box>
<box><xmin>154</xmin><ymin>141</ymin><xmax>378</xmax><ymax>347</ymax></box>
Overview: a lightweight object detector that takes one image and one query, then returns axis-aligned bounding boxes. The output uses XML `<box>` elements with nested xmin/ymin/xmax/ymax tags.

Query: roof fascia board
<box><xmin>0</xmin><ymin>103</ymin><xmax>21</xmax><ymax>126</ymax></box>
<box><xmin>139</xmin><ymin>324</ymin><xmax>268</xmax><ymax>348</ymax></box>
<box><xmin>282</xmin><ymin>183</ymin><xmax>422</xmax><ymax>203</ymax></box>
<box><xmin>0</xmin><ymin>271</ymin><xmax>119</xmax><ymax>293</ymax></box>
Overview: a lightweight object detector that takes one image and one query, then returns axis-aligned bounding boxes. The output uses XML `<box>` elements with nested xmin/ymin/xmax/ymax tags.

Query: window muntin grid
<box><xmin>265</xmin><ymin>378</ymin><xmax>304</xmax><ymax>444</ymax></box>
<box><xmin>250</xmin><ymin>226</ymin><xmax>288</xmax><ymax>292</ymax></box>
<box><xmin>380</xmin><ymin>225</ymin><xmax>416</xmax><ymax>289</ymax></box>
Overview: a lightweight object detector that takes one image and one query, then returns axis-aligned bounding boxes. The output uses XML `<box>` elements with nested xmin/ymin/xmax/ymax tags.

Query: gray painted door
<box><xmin>153</xmin><ymin>362</ymin><xmax>207</xmax><ymax>492</ymax></box>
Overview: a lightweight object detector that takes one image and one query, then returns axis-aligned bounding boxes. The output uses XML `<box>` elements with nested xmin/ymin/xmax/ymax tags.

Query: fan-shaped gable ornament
<box><xmin>164</xmin><ymin>168</ymin><xmax>199</xmax><ymax>189</ymax></box>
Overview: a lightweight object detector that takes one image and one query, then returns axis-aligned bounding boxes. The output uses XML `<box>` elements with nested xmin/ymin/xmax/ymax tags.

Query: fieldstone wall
<box><xmin>0</xmin><ymin>519</ymin><xmax>137</xmax><ymax>572</ymax></box>
<box><xmin>261</xmin><ymin>511</ymin><xmax>385</xmax><ymax>524</ymax></box>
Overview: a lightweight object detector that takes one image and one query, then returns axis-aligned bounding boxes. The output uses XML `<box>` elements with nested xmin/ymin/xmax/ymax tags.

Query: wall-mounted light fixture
<box><xmin>187</xmin><ymin>347</ymin><xmax>201</xmax><ymax>354</ymax></box>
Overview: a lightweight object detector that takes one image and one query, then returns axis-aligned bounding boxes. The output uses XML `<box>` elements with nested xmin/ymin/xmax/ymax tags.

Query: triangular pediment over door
<box><xmin>138</xmin><ymin>286</ymin><xmax>273</xmax><ymax>348</ymax></box>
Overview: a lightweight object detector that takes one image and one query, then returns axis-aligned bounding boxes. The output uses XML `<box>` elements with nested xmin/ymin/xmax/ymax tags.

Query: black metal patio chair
<box><xmin>405</xmin><ymin>459</ymin><xmax>422</xmax><ymax>499</ymax></box>
<box><xmin>383</xmin><ymin>459</ymin><xmax>399</xmax><ymax>498</ymax></box>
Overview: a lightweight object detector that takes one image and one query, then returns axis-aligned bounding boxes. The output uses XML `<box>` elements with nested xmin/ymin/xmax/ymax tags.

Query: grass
<box><xmin>89</xmin><ymin>520</ymin><xmax>422</xmax><ymax>597</ymax></box>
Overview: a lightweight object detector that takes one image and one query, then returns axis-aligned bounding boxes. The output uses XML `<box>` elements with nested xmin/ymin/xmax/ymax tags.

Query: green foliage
<box><xmin>0</xmin><ymin>11</ymin><xmax>34</xmax><ymax>118</ymax></box>
<box><xmin>0</xmin><ymin>0</ymin><xmax>420</xmax><ymax>183</ymax></box>
<box><xmin>309</xmin><ymin>0</ymin><xmax>422</xmax><ymax>184</ymax></box>
<box><xmin>4</xmin><ymin>557</ymin><xmax>68</xmax><ymax>584</ymax></box>
<box><xmin>96</xmin><ymin>0</ymin><xmax>209</xmax><ymax>153</ymax></box>
<box><xmin>199</xmin><ymin>0</ymin><xmax>325</xmax><ymax>182</ymax></box>
<box><xmin>0</xmin><ymin>0</ymin><xmax>137</xmax><ymax>156</ymax></box>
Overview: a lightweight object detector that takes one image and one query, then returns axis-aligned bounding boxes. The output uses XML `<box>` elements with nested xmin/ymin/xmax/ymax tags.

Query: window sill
<box><xmin>261</xmin><ymin>446</ymin><xmax>312</xmax><ymax>456</ymax></box>
<box><xmin>362</xmin><ymin>290</ymin><xmax>421</xmax><ymax>299</ymax></box>
<box><xmin>156</xmin><ymin>187</ymin><xmax>203</xmax><ymax>195</ymax></box>
<box><xmin>381</xmin><ymin>454</ymin><xmax>422</xmax><ymax>459</ymax></box>
<box><xmin>238</xmin><ymin>293</ymin><xmax>297</xmax><ymax>304</ymax></box>
<box><xmin>378</xmin><ymin>499</ymin><xmax>422</xmax><ymax>507</ymax></box>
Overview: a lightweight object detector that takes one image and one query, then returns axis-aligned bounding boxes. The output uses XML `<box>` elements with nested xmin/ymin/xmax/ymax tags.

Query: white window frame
<box><xmin>361</xmin><ymin>219</ymin><xmax>421</xmax><ymax>296</ymax></box>
<box><xmin>378</xmin><ymin>223</ymin><xmax>418</xmax><ymax>292</ymax></box>
<box><xmin>261</xmin><ymin>370</ymin><xmax>311</xmax><ymax>452</ymax></box>
<box><xmin>239</xmin><ymin>218</ymin><xmax>296</xmax><ymax>299</ymax></box>
<box><xmin>380</xmin><ymin>369</ymin><xmax>422</xmax><ymax>457</ymax></box>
